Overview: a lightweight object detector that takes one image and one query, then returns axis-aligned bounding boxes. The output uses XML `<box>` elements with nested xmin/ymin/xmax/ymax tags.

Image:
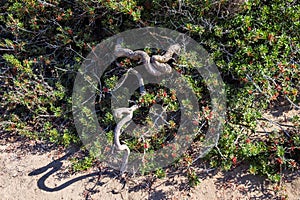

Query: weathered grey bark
<box><xmin>112</xmin><ymin>39</ymin><xmax>181</xmax><ymax>173</ymax></box>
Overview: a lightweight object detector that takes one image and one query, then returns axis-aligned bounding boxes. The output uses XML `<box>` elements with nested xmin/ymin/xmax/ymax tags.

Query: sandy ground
<box><xmin>0</xmin><ymin>138</ymin><xmax>299</xmax><ymax>200</ymax></box>
<box><xmin>1</xmin><ymin>105</ymin><xmax>299</xmax><ymax>200</ymax></box>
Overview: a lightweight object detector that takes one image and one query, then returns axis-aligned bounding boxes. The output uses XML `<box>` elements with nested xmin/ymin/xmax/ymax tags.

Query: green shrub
<box><xmin>1</xmin><ymin>0</ymin><xmax>299</xmax><ymax>182</ymax></box>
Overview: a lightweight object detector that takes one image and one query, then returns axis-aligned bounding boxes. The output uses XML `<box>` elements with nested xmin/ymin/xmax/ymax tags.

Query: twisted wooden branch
<box><xmin>114</xmin><ymin>40</ymin><xmax>180</xmax><ymax>76</ymax></box>
<box><xmin>113</xmin><ymin>105</ymin><xmax>139</xmax><ymax>173</ymax></box>
<box><xmin>112</xmin><ymin>39</ymin><xmax>181</xmax><ymax>173</ymax></box>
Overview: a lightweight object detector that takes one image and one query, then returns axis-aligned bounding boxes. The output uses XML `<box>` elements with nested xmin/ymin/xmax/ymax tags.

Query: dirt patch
<box><xmin>257</xmin><ymin>104</ymin><xmax>300</xmax><ymax>133</ymax></box>
<box><xmin>1</xmin><ymin>140</ymin><xmax>299</xmax><ymax>200</ymax></box>
<box><xmin>1</xmin><ymin>105</ymin><xmax>299</xmax><ymax>199</ymax></box>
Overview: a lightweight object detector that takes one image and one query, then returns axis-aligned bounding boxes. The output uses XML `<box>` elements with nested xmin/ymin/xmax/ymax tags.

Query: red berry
<box><xmin>56</xmin><ymin>15</ymin><xmax>62</xmax><ymax>21</ymax></box>
<box><xmin>246</xmin><ymin>138</ymin><xmax>251</xmax><ymax>144</ymax></box>
<box><xmin>163</xmin><ymin>91</ymin><xmax>167</xmax><ymax>97</ymax></box>
<box><xmin>144</xmin><ymin>143</ymin><xmax>149</xmax><ymax>149</ymax></box>
<box><xmin>232</xmin><ymin>157</ymin><xmax>237</xmax><ymax>165</ymax></box>
<box><xmin>289</xmin><ymin>160</ymin><xmax>297</xmax><ymax>167</ymax></box>
<box><xmin>276</xmin><ymin>157</ymin><xmax>283</xmax><ymax>165</ymax></box>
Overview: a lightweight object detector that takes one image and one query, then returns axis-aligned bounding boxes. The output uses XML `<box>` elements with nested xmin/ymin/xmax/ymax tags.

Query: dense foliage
<box><xmin>1</xmin><ymin>0</ymin><xmax>299</xmax><ymax>185</ymax></box>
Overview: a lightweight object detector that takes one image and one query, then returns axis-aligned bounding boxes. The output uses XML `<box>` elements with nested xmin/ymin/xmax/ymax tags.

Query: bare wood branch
<box><xmin>112</xmin><ymin>39</ymin><xmax>181</xmax><ymax>173</ymax></box>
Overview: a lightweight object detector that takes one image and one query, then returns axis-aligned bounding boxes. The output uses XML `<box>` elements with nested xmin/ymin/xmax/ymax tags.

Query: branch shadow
<box><xmin>213</xmin><ymin>165</ymin><xmax>275</xmax><ymax>199</ymax></box>
<box><xmin>0</xmin><ymin>131</ymin><xmax>57</xmax><ymax>154</ymax></box>
<box><xmin>28</xmin><ymin>147</ymin><xmax>103</xmax><ymax>192</ymax></box>
<box><xmin>267</xmin><ymin>98</ymin><xmax>300</xmax><ymax>118</ymax></box>
<box><xmin>125</xmin><ymin>167</ymin><xmax>192</xmax><ymax>199</ymax></box>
